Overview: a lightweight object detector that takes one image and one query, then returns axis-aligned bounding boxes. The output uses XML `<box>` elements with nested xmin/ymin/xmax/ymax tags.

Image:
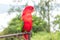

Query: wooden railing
<box><xmin>0</xmin><ymin>32</ymin><xmax>31</xmax><ymax>40</ymax></box>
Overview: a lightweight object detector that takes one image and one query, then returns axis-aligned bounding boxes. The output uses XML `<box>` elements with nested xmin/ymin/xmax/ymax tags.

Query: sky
<box><xmin>0</xmin><ymin>0</ymin><xmax>60</xmax><ymax>32</ymax></box>
<box><xmin>0</xmin><ymin>0</ymin><xmax>40</xmax><ymax>5</ymax></box>
<box><xmin>0</xmin><ymin>0</ymin><xmax>40</xmax><ymax>13</ymax></box>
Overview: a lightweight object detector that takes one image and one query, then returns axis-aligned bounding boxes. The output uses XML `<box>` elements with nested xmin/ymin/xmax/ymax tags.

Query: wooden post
<box><xmin>28</xmin><ymin>32</ymin><xmax>31</xmax><ymax>40</ymax></box>
<box><xmin>28</xmin><ymin>33</ymin><xmax>30</xmax><ymax>40</ymax></box>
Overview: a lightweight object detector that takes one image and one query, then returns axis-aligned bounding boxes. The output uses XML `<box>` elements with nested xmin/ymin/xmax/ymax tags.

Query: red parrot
<box><xmin>21</xmin><ymin>6</ymin><xmax>34</xmax><ymax>40</ymax></box>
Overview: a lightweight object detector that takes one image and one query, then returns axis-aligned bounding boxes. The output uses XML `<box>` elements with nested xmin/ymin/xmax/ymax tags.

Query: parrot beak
<box><xmin>31</xmin><ymin>8</ymin><xmax>35</xmax><ymax>15</ymax></box>
<box><xmin>33</xmin><ymin>8</ymin><xmax>35</xmax><ymax>11</ymax></box>
<box><xmin>32</xmin><ymin>11</ymin><xmax>35</xmax><ymax>15</ymax></box>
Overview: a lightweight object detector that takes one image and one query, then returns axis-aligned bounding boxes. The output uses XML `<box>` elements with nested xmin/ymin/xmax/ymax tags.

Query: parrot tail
<box><xmin>24</xmin><ymin>34</ymin><xmax>29</xmax><ymax>40</ymax></box>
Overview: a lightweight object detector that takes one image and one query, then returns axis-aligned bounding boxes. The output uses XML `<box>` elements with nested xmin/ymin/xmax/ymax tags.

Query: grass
<box><xmin>31</xmin><ymin>32</ymin><xmax>60</xmax><ymax>40</ymax></box>
<box><xmin>0</xmin><ymin>32</ymin><xmax>60</xmax><ymax>40</ymax></box>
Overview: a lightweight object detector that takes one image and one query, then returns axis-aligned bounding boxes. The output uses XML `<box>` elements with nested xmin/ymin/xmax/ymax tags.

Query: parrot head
<box><xmin>23</xmin><ymin>6</ymin><xmax>34</xmax><ymax>14</ymax></box>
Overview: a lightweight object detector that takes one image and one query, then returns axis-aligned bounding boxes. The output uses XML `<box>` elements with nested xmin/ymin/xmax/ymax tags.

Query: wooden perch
<box><xmin>0</xmin><ymin>32</ymin><xmax>31</xmax><ymax>38</ymax></box>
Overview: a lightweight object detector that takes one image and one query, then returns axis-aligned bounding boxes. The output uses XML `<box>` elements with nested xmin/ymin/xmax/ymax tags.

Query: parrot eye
<box><xmin>30</xmin><ymin>7</ymin><xmax>33</xmax><ymax>10</ymax></box>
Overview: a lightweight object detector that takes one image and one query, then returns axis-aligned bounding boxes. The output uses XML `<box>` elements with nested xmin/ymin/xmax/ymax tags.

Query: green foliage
<box><xmin>3</xmin><ymin>15</ymin><xmax>48</xmax><ymax>34</ymax></box>
<box><xmin>37</xmin><ymin>0</ymin><xmax>51</xmax><ymax>32</ymax></box>
<box><xmin>53</xmin><ymin>15</ymin><xmax>60</xmax><ymax>24</ymax></box>
<box><xmin>53</xmin><ymin>15</ymin><xmax>60</xmax><ymax>29</ymax></box>
<box><xmin>32</xmin><ymin>16</ymin><xmax>48</xmax><ymax>33</ymax></box>
<box><xmin>8</xmin><ymin>6</ymin><xmax>21</xmax><ymax>14</ymax></box>
<box><xmin>3</xmin><ymin>16</ymin><xmax>23</xmax><ymax>35</ymax></box>
<box><xmin>9</xmin><ymin>16</ymin><xmax>23</xmax><ymax>32</ymax></box>
<box><xmin>1</xmin><ymin>15</ymin><xmax>48</xmax><ymax>40</ymax></box>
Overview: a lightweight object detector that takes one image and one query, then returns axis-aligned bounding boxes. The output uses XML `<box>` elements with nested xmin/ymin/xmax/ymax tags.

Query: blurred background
<box><xmin>0</xmin><ymin>0</ymin><xmax>60</xmax><ymax>40</ymax></box>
